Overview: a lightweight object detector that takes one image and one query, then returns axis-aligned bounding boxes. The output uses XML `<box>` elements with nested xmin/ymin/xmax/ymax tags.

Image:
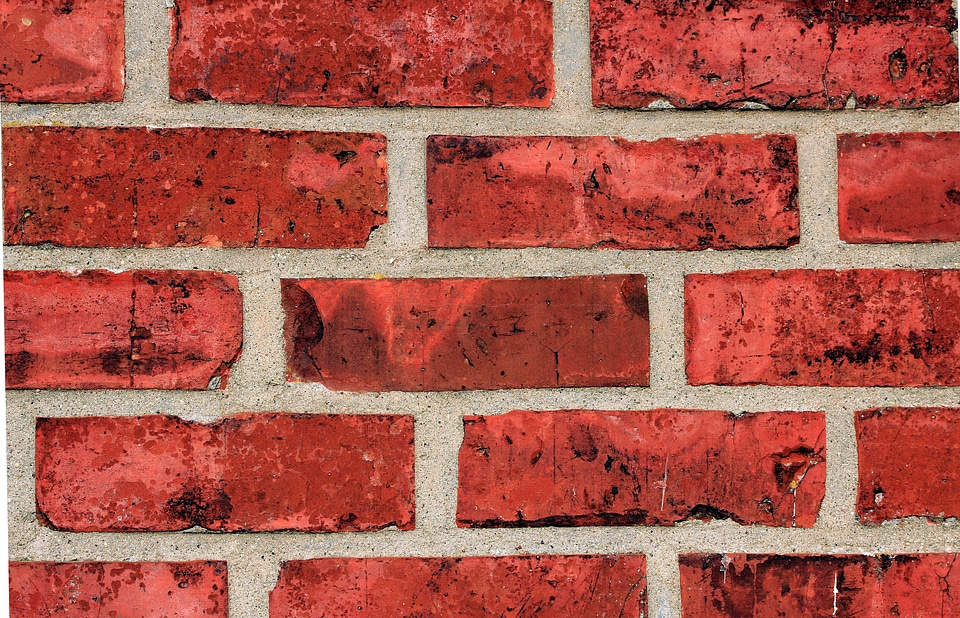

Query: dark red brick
<box><xmin>685</xmin><ymin>269</ymin><xmax>960</xmax><ymax>386</ymax></box>
<box><xmin>592</xmin><ymin>0</ymin><xmax>960</xmax><ymax>109</ymax></box>
<box><xmin>4</xmin><ymin>270</ymin><xmax>242</xmax><ymax>389</ymax></box>
<box><xmin>3</xmin><ymin>126</ymin><xmax>387</xmax><ymax>248</ymax></box>
<box><xmin>458</xmin><ymin>409</ymin><xmax>825</xmax><ymax>528</ymax></box>
<box><xmin>9</xmin><ymin>561</ymin><xmax>227</xmax><ymax>617</ymax></box>
<box><xmin>282</xmin><ymin>276</ymin><xmax>650</xmax><ymax>391</ymax></box>
<box><xmin>0</xmin><ymin>0</ymin><xmax>124</xmax><ymax>102</ymax></box>
<box><xmin>169</xmin><ymin>0</ymin><xmax>553</xmax><ymax>107</ymax></box>
<box><xmin>270</xmin><ymin>555</ymin><xmax>647</xmax><ymax>617</ymax></box>
<box><xmin>680</xmin><ymin>553</ymin><xmax>960</xmax><ymax>617</ymax></box>
<box><xmin>35</xmin><ymin>413</ymin><xmax>415</xmax><ymax>532</ymax></box>
<box><xmin>857</xmin><ymin>407</ymin><xmax>960</xmax><ymax>524</ymax></box>
<box><xmin>427</xmin><ymin>134</ymin><xmax>799</xmax><ymax>250</ymax></box>
<box><xmin>839</xmin><ymin>132</ymin><xmax>960</xmax><ymax>243</ymax></box>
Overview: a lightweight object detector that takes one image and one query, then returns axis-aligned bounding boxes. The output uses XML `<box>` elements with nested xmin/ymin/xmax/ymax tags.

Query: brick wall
<box><xmin>2</xmin><ymin>0</ymin><xmax>959</xmax><ymax>615</ymax></box>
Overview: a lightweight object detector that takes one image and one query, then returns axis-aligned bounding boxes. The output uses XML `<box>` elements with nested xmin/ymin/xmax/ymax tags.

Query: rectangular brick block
<box><xmin>685</xmin><ymin>269</ymin><xmax>960</xmax><ymax>386</ymax></box>
<box><xmin>270</xmin><ymin>555</ymin><xmax>647</xmax><ymax>617</ymax></box>
<box><xmin>458</xmin><ymin>409</ymin><xmax>825</xmax><ymax>528</ymax></box>
<box><xmin>9</xmin><ymin>561</ymin><xmax>227</xmax><ymax>617</ymax></box>
<box><xmin>169</xmin><ymin>0</ymin><xmax>553</xmax><ymax>107</ymax></box>
<box><xmin>839</xmin><ymin>132</ymin><xmax>960</xmax><ymax>243</ymax></box>
<box><xmin>680</xmin><ymin>553</ymin><xmax>960</xmax><ymax>617</ymax></box>
<box><xmin>427</xmin><ymin>134</ymin><xmax>799</xmax><ymax>250</ymax></box>
<box><xmin>35</xmin><ymin>413</ymin><xmax>415</xmax><ymax>532</ymax></box>
<box><xmin>5</xmin><ymin>270</ymin><xmax>242</xmax><ymax>389</ymax></box>
<box><xmin>0</xmin><ymin>0</ymin><xmax>124</xmax><ymax>102</ymax></box>
<box><xmin>282</xmin><ymin>276</ymin><xmax>650</xmax><ymax>391</ymax></box>
<box><xmin>3</xmin><ymin>126</ymin><xmax>387</xmax><ymax>248</ymax></box>
<box><xmin>592</xmin><ymin>0</ymin><xmax>960</xmax><ymax>109</ymax></box>
<box><xmin>857</xmin><ymin>407</ymin><xmax>960</xmax><ymax>524</ymax></box>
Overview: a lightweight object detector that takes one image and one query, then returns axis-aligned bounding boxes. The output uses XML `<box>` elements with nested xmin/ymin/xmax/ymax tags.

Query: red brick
<box><xmin>592</xmin><ymin>0</ymin><xmax>960</xmax><ymax>109</ymax></box>
<box><xmin>169</xmin><ymin>0</ymin><xmax>553</xmax><ymax>107</ymax></box>
<box><xmin>9</xmin><ymin>561</ymin><xmax>227</xmax><ymax>617</ymax></box>
<box><xmin>857</xmin><ymin>407</ymin><xmax>960</xmax><ymax>524</ymax></box>
<box><xmin>3</xmin><ymin>126</ymin><xmax>387</xmax><ymax>248</ymax></box>
<box><xmin>427</xmin><ymin>134</ymin><xmax>799</xmax><ymax>250</ymax></box>
<box><xmin>458</xmin><ymin>409</ymin><xmax>825</xmax><ymax>528</ymax></box>
<box><xmin>270</xmin><ymin>555</ymin><xmax>647</xmax><ymax>617</ymax></box>
<box><xmin>680</xmin><ymin>553</ymin><xmax>960</xmax><ymax>617</ymax></box>
<box><xmin>685</xmin><ymin>269</ymin><xmax>960</xmax><ymax>386</ymax></box>
<box><xmin>282</xmin><ymin>276</ymin><xmax>650</xmax><ymax>391</ymax></box>
<box><xmin>0</xmin><ymin>0</ymin><xmax>123</xmax><ymax>102</ymax></box>
<box><xmin>35</xmin><ymin>413</ymin><xmax>415</xmax><ymax>532</ymax></box>
<box><xmin>839</xmin><ymin>132</ymin><xmax>960</xmax><ymax>243</ymax></box>
<box><xmin>5</xmin><ymin>270</ymin><xmax>242</xmax><ymax>389</ymax></box>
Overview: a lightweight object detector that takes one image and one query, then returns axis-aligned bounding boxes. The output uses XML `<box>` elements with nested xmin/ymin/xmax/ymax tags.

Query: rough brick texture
<box><xmin>169</xmin><ymin>0</ymin><xmax>553</xmax><ymax>107</ymax></box>
<box><xmin>282</xmin><ymin>276</ymin><xmax>650</xmax><ymax>391</ymax></box>
<box><xmin>4</xmin><ymin>270</ymin><xmax>242</xmax><ymax>389</ymax></box>
<box><xmin>680</xmin><ymin>553</ymin><xmax>960</xmax><ymax>617</ymax></box>
<box><xmin>427</xmin><ymin>134</ymin><xmax>799</xmax><ymax>250</ymax></box>
<box><xmin>458</xmin><ymin>409</ymin><xmax>826</xmax><ymax>528</ymax></box>
<box><xmin>839</xmin><ymin>132</ymin><xmax>960</xmax><ymax>243</ymax></box>
<box><xmin>0</xmin><ymin>0</ymin><xmax>124</xmax><ymax>102</ymax></box>
<box><xmin>685</xmin><ymin>269</ymin><xmax>960</xmax><ymax>386</ymax></box>
<box><xmin>9</xmin><ymin>561</ymin><xmax>228</xmax><ymax>617</ymax></box>
<box><xmin>3</xmin><ymin>126</ymin><xmax>387</xmax><ymax>248</ymax></box>
<box><xmin>35</xmin><ymin>413</ymin><xmax>414</xmax><ymax>532</ymax></box>
<box><xmin>857</xmin><ymin>407</ymin><xmax>960</xmax><ymax>524</ymax></box>
<box><xmin>270</xmin><ymin>555</ymin><xmax>647</xmax><ymax>617</ymax></box>
<box><xmin>592</xmin><ymin>0</ymin><xmax>960</xmax><ymax>109</ymax></box>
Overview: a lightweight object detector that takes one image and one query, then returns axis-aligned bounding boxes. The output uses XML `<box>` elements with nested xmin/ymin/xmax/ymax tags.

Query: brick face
<box><xmin>591</xmin><ymin>0</ymin><xmax>960</xmax><ymax>109</ymax></box>
<box><xmin>427</xmin><ymin>134</ymin><xmax>799</xmax><ymax>249</ymax></box>
<box><xmin>838</xmin><ymin>132</ymin><xmax>960</xmax><ymax>243</ymax></box>
<box><xmin>35</xmin><ymin>413</ymin><xmax>415</xmax><ymax>532</ymax></box>
<box><xmin>168</xmin><ymin>0</ymin><xmax>553</xmax><ymax>107</ymax></box>
<box><xmin>458</xmin><ymin>409</ymin><xmax>826</xmax><ymax>528</ymax></box>
<box><xmin>270</xmin><ymin>555</ymin><xmax>647</xmax><ymax>617</ymax></box>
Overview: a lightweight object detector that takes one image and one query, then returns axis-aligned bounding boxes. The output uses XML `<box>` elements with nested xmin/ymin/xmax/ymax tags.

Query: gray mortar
<box><xmin>3</xmin><ymin>0</ymin><xmax>960</xmax><ymax>614</ymax></box>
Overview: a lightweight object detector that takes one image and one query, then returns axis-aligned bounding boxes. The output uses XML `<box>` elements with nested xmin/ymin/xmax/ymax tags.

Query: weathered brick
<box><xmin>5</xmin><ymin>270</ymin><xmax>242</xmax><ymax>389</ymax></box>
<box><xmin>0</xmin><ymin>0</ymin><xmax>124</xmax><ymax>102</ymax></box>
<box><xmin>458</xmin><ymin>409</ymin><xmax>825</xmax><ymax>528</ymax></box>
<box><xmin>270</xmin><ymin>555</ymin><xmax>647</xmax><ymax>617</ymax></box>
<box><xmin>427</xmin><ymin>134</ymin><xmax>799</xmax><ymax>250</ymax></box>
<box><xmin>839</xmin><ymin>132</ymin><xmax>960</xmax><ymax>243</ymax></box>
<box><xmin>592</xmin><ymin>0</ymin><xmax>960</xmax><ymax>109</ymax></box>
<box><xmin>9</xmin><ymin>561</ymin><xmax>227</xmax><ymax>617</ymax></box>
<box><xmin>3</xmin><ymin>126</ymin><xmax>387</xmax><ymax>248</ymax></box>
<box><xmin>169</xmin><ymin>0</ymin><xmax>553</xmax><ymax>107</ymax></box>
<box><xmin>680</xmin><ymin>553</ymin><xmax>960</xmax><ymax>617</ymax></box>
<box><xmin>685</xmin><ymin>269</ymin><xmax>960</xmax><ymax>386</ymax></box>
<box><xmin>857</xmin><ymin>407</ymin><xmax>960</xmax><ymax>524</ymax></box>
<box><xmin>282</xmin><ymin>276</ymin><xmax>650</xmax><ymax>391</ymax></box>
<box><xmin>35</xmin><ymin>413</ymin><xmax>415</xmax><ymax>532</ymax></box>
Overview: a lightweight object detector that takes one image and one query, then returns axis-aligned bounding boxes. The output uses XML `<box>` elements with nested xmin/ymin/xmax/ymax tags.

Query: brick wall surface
<box><xmin>2</xmin><ymin>0</ymin><xmax>958</xmax><ymax>615</ymax></box>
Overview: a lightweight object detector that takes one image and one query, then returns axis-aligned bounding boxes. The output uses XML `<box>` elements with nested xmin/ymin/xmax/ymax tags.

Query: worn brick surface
<box><xmin>839</xmin><ymin>132</ymin><xmax>960</xmax><ymax>243</ymax></box>
<box><xmin>3</xmin><ymin>126</ymin><xmax>387</xmax><ymax>248</ymax></box>
<box><xmin>9</xmin><ymin>561</ymin><xmax>228</xmax><ymax>617</ymax></box>
<box><xmin>458</xmin><ymin>409</ymin><xmax>825</xmax><ymax>528</ymax></box>
<box><xmin>592</xmin><ymin>0</ymin><xmax>960</xmax><ymax>109</ymax></box>
<box><xmin>169</xmin><ymin>0</ymin><xmax>553</xmax><ymax>107</ymax></box>
<box><xmin>857</xmin><ymin>407</ymin><xmax>960</xmax><ymax>524</ymax></box>
<box><xmin>282</xmin><ymin>276</ymin><xmax>650</xmax><ymax>391</ymax></box>
<box><xmin>680</xmin><ymin>553</ymin><xmax>960</xmax><ymax>617</ymax></box>
<box><xmin>685</xmin><ymin>269</ymin><xmax>960</xmax><ymax>386</ymax></box>
<box><xmin>427</xmin><ymin>134</ymin><xmax>799</xmax><ymax>250</ymax></box>
<box><xmin>0</xmin><ymin>0</ymin><xmax>124</xmax><ymax>102</ymax></box>
<box><xmin>5</xmin><ymin>270</ymin><xmax>242</xmax><ymax>389</ymax></box>
<box><xmin>35</xmin><ymin>413</ymin><xmax>415</xmax><ymax>532</ymax></box>
<box><xmin>270</xmin><ymin>555</ymin><xmax>647</xmax><ymax>617</ymax></box>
